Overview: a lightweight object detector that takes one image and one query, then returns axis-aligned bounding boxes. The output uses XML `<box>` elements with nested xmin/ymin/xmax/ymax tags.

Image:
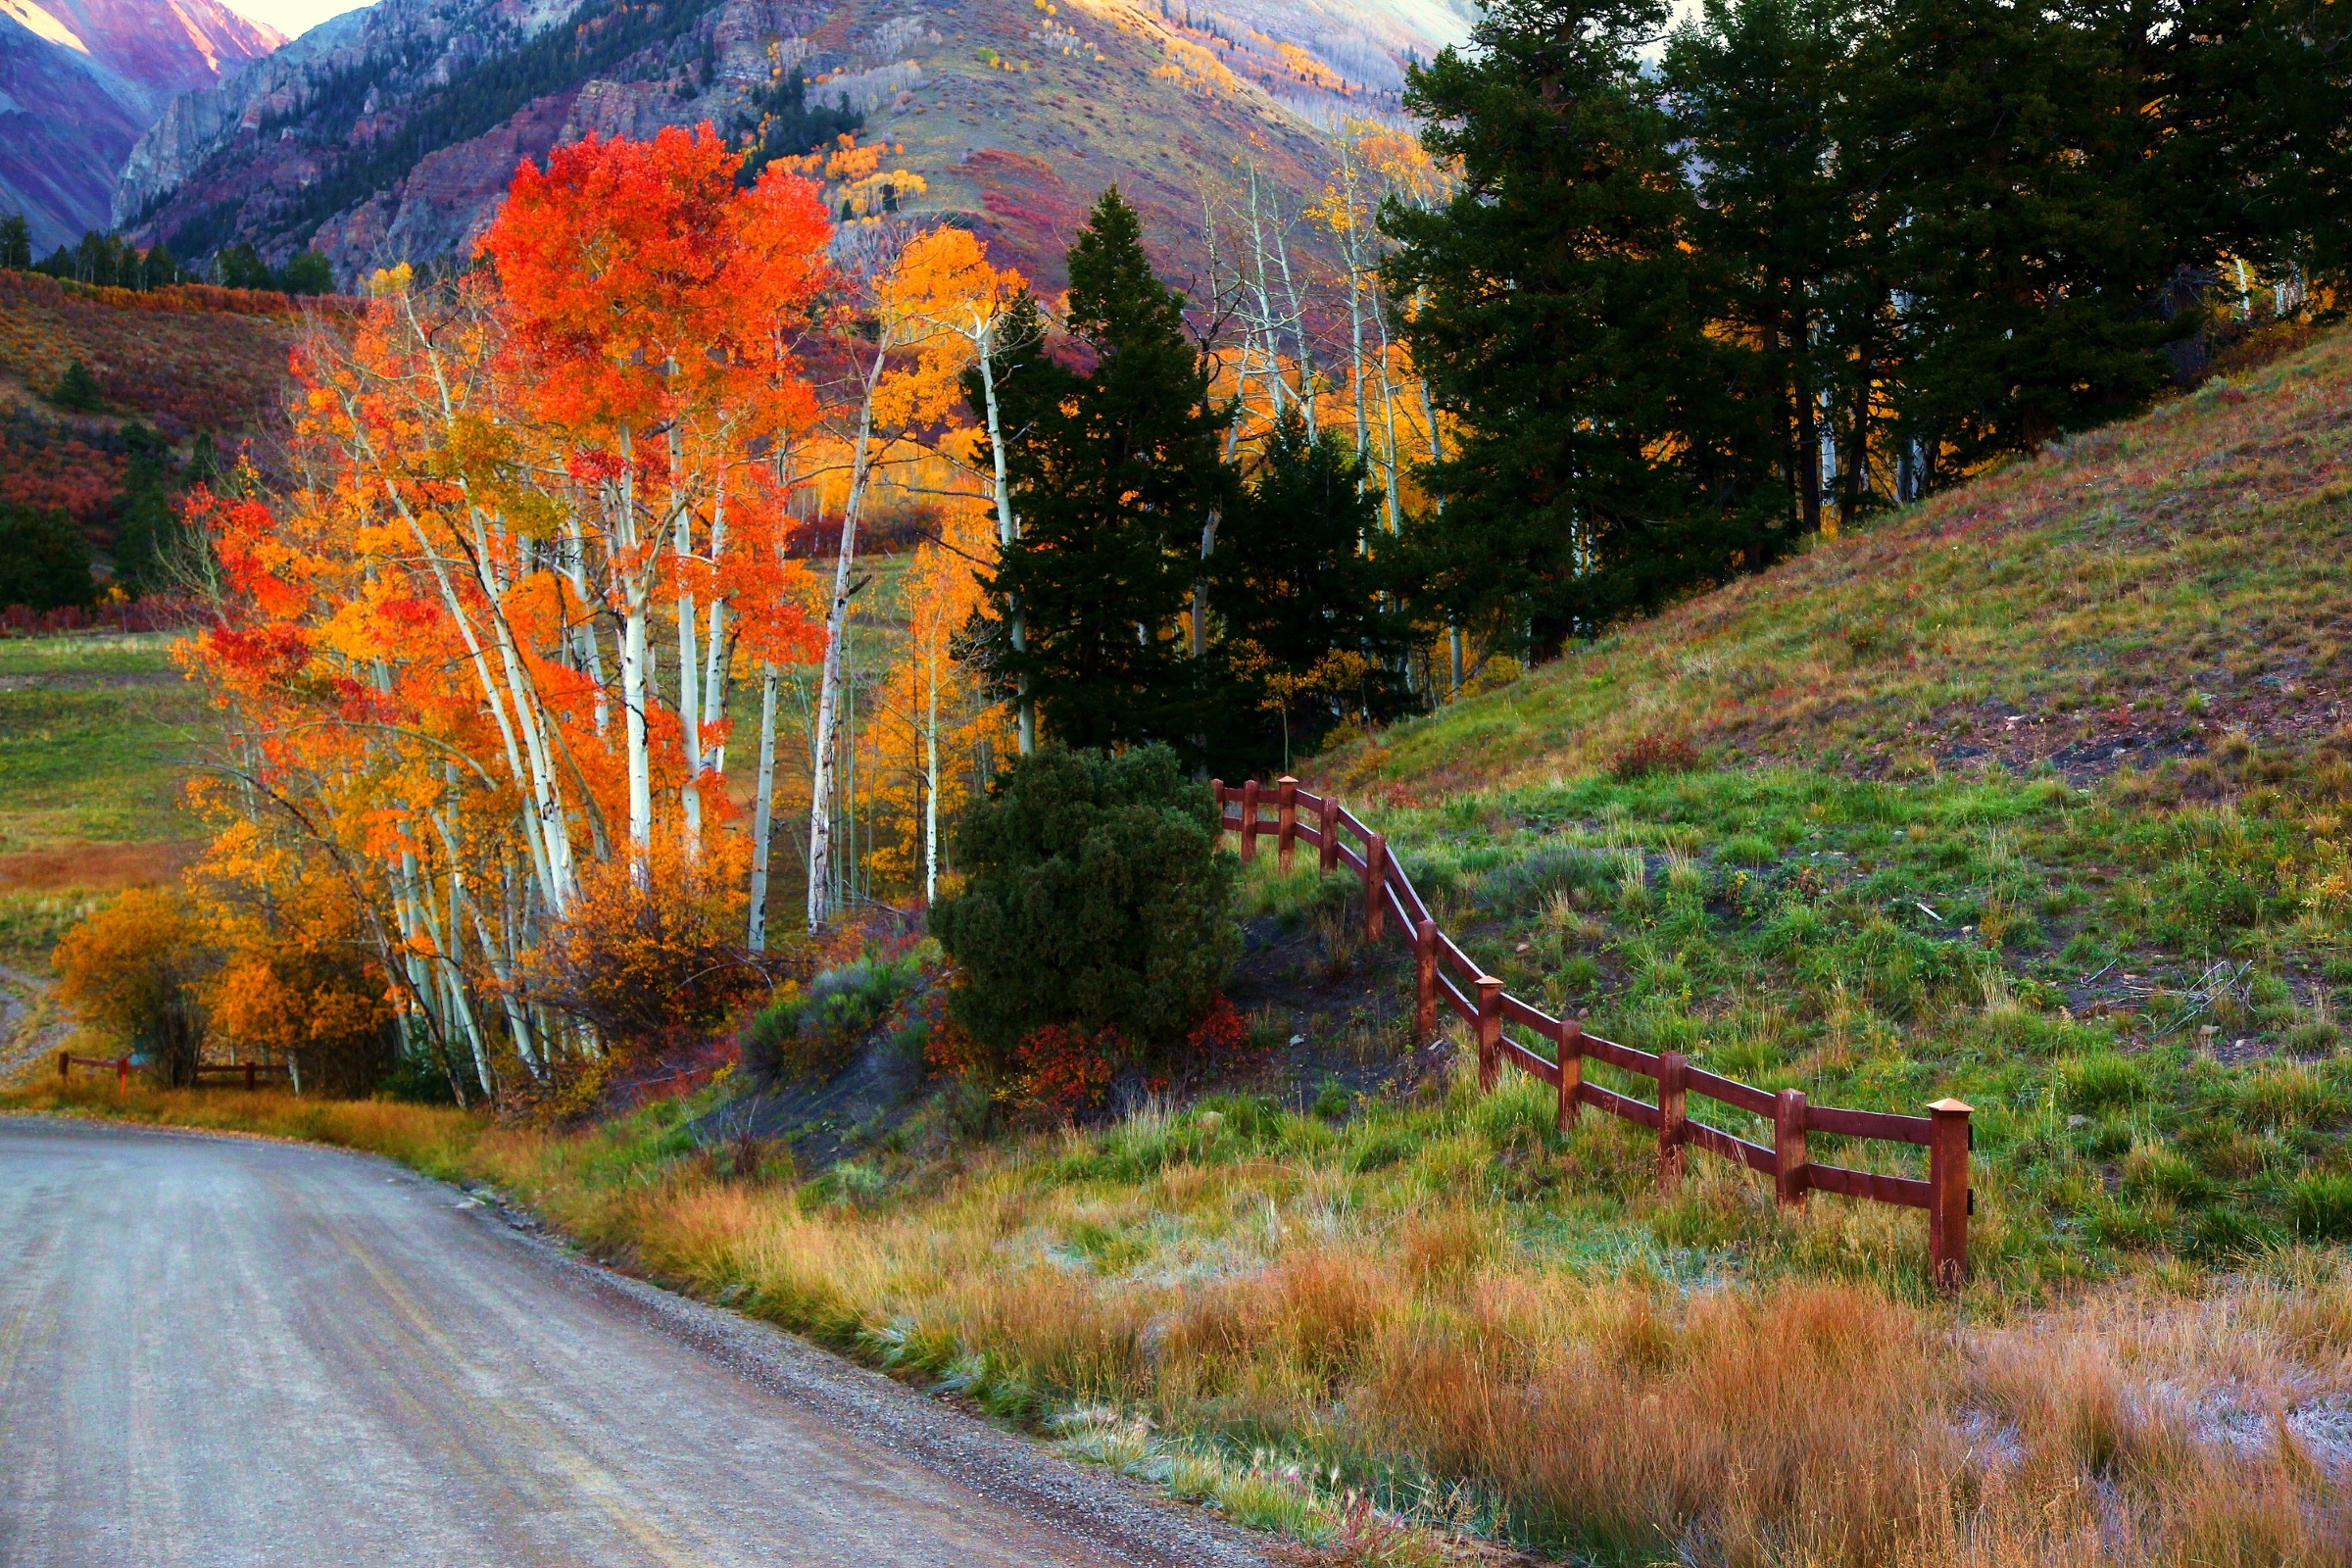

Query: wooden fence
<box><xmin>57</xmin><ymin>1052</ymin><xmax>129</xmax><ymax>1091</ymax></box>
<box><xmin>56</xmin><ymin>1053</ymin><xmax>292</xmax><ymax>1091</ymax></box>
<box><xmin>1213</xmin><ymin>776</ymin><xmax>1975</xmax><ymax>1289</ymax></box>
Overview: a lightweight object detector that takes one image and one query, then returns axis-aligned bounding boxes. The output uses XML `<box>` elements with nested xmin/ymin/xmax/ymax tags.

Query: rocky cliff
<box><xmin>0</xmin><ymin>0</ymin><xmax>281</xmax><ymax>250</ymax></box>
<box><xmin>115</xmin><ymin>0</ymin><xmax>1473</xmax><ymax>287</ymax></box>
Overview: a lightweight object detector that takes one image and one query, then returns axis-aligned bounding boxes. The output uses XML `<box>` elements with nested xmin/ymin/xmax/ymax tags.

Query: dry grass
<box><xmin>14</xmin><ymin>1080</ymin><xmax>2350</xmax><ymax>1566</ymax></box>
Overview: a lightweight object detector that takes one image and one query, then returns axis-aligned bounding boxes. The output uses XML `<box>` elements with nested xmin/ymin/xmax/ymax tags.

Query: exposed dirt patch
<box><xmin>0</xmin><ymin>839</ymin><xmax>195</xmax><ymax>893</ymax></box>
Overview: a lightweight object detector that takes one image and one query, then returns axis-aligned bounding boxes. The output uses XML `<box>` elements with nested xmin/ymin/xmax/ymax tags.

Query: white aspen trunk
<box><xmin>975</xmin><ymin>328</ymin><xmax>1033</xmax><ymax>757</ymax></box>
<box><xmin>702</xmin><ymin>483</ymin><xmax>728</xmax><ymax>780</ymax></box>
<box><xmin>564</xmin><ymin>514</ymin><xmax>611</xmax><ymax>736</ymax></box>
<box><xmin>922</xmin><ymin>649</ymin><xmax>939</xmax><ymax>904</ymax></box>
<box><xmin>808</xmin><ymin>355</ymin><xmax>884</xmax><ymax>931</ymax></box>
<box><xmin>1269</xmin><ymin>199</ymin><xmax>1317</xmax><ymax>439</ymax></box>
<box><xmin>616</xmin><ymin>426</ymin><xmax>655</xmax><ymax>871</ymax></box>
<box><xmin>1373</xmin><ymin>302</ymin><xmax>1404</xmax><ymax>536</ymax></box>
<box><xmin>748</xmin><ymin>662</ymin><xmax>779</xmax><ymax>951</ymax></box>
<box><xmin>671</xmin><ymin>417</ymin><xmax>705</xmax><ymax>863</ymax></box>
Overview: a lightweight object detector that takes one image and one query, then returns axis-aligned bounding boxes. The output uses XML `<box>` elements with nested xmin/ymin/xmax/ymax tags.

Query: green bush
<box><xmin>741</xmin><ymin>951</ymin><xmax>922</xmax><ymax>1085</ymax></box>
<box><xmin>930</xmin><ymin>744</ymin><xmax>1238</xmax><ymax>1063</ymax></box>
<box><xmin>0</xmin><ymin>506</ymin><xmax>94</xmax><ymax>611</ymax></box>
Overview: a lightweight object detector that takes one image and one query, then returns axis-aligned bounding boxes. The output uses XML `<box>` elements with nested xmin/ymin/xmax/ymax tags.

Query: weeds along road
<box><xmin>0</xmin><ymin>1117</ymin><xmax>1272</xmax><ymax>1568</ymax></box>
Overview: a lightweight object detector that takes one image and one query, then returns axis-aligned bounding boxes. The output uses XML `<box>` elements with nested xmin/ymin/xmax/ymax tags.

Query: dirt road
<box><xmin>0</xmin><ymin>1116</ymin><xmax>1273</xmax><ymax>1568</ymax></box>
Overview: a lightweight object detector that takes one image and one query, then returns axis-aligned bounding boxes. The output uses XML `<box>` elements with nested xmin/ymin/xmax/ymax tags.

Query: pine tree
<box><xmin>2148</xmin><ymin>0</ymin><xmax>2352</xmax><ymax>294</ymax></box>
<box><xmin>1853</xmin><ymin>0</ymin><xmax>2176</xmax><ymax>471</ymax></box>
<box><xmin>1207</xmin><ymin>409</ymin><xmax>1413</xmax><ymax>769</ymax></box>
<box><xmin>1386</xmin><ymin>0</ymin><xmax>1780</xmax><ymax>658</ymax></box>
<box><xmin>1666</xmin><ymin>0</ymin><xmax>1885</xmax><ymax>533</ymax></box>
<box><xmin>0</xmin><ymin>215</ymin><xmax>30</xmax><ymax>271</ymax></box>
<box><xmin>990</xmin><ymin>188</ymin><xmax>1234</xmax><ymax>758</ymax></box>
<box><xmin>51</xmin><ymin>359</ymin><xmax>102</xmax><ymax>413</ymax></box>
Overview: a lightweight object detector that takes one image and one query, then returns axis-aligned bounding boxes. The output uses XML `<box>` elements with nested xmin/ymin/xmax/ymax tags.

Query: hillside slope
<box><xmin>1329</xmin><ymin>324</ymin><xmax>2352</xmax><ymax>803</ymax></box>
<box><xmin>0</xmin><ymin>0</ymin><xmax>280</xmax><ymax>249</ymax></box>
<box><xmin>118</xmin><ymin>0</ymin><xmax>1470</xmax><ymax>286</ymax></box>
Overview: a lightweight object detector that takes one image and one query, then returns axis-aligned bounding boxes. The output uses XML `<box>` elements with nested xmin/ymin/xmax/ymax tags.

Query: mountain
<box><xmin>0</xmin><ymin>0</ymin><xmax>282</xmax><ymax>251</ymax></box>
<box><xmin>114</xmin><ymin>0</ymin><xmax>1475</xmax><ymax>287</ymax></box>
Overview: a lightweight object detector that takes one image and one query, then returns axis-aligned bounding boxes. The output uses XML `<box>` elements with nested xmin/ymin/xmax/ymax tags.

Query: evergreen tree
<box><xmin>1666</xmin><ymin>0</ymin><xmax>1888</xmax><ymax>531</ymax></box>
<box><xmin>140</xmin><ymin>243</ymin><xmax>179</xmax><ymax>290</ymax></box>
<box><xmin>111</xmin><ymin>424</ymin><xmax>179</xmax><ymax>595</ymax></box>
<box><xmin>0</xmin><ymin>507</ymin><xmax>96</xmax><ymax>611</ymax></box>
<box><xmin>989</xmin><ymin>188</ymin><xmax>1234</xmax><ymax>758</ymax></box>
<box><xmin>0</xmin><ymin>215</ymin><xmax>29</xmax><ymax>271</ymax></box>
<box><xmin>1207</xmin><ymin>409</ymin><xmax>1414</xmax><ymax>769</ymax></box>
<box><xmin>280</xmin><ymin>251</ymin><xmax>335</xmax><ymax>295</ymax></box>
<box><xmin>2147</xmin><ymin>0</ymin><xmax>2352</xmax><ymax>294</ymax></box>
<box><xmin>1386</xmin><ymin>0</ymin><xmax>1781</xmax><ymax>658</ymax></box>
<box><xmin>1853</xmin><ymin>0</ymin><xmax>2178</xmax><ymax>471</ymax></box>
<box><xmin>216</xmin><ymin>244</ymin><xmax>273</xmax><ymax>290</ymax></box>
<box><xmin>51</xmin><ymin>360</ymin><xmax>102</xmax><ymax>413</ymax></box>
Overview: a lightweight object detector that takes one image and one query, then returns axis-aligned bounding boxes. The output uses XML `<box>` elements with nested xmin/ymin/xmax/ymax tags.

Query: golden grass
<box><xmin>12</xmin><ymin>1081</ymin><xmax>2349</xmax><ymax>1565</ymax></box>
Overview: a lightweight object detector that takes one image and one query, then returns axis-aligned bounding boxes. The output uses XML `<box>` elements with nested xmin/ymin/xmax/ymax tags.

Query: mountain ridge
<box><xmin>115</xmin><ymin>0</ymin><xmax>1472</xmax><ymax>286</ymax></box>
<box><xmin>0</xmin><ymin>0</ymin><xmax>280</xmax><ymax>250</ymax></box>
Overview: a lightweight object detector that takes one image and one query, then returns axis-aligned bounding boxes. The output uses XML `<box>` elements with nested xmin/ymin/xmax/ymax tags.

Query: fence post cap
<box><xmin>1928</xmin><ymin>1098</ymin><xmax>1973</xmax><ymax>1115</ymax></box>
<box><xmin>1474</xmin><ymin>974</ymin><xmax>1501</xmax><ymax>993</ymax></box>
<box><xmin>1276</xmin><ymin>774</ymin><xmax>1298</xmax><ymax>786</ymax></box>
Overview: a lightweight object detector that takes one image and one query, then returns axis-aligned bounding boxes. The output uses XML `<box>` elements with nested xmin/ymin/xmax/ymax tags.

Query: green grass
<box><xmin>0</xmin><ymin>632</ymin><xmax>206</xmax><ymax>956</ymax></box>
<box><xmin>0</xmin><ymin>632</ymin><xmax>204</xmax><ymax>852</ymax></box>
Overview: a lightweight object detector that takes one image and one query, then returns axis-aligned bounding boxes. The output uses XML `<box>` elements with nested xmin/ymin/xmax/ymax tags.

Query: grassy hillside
<box><xmin>1330</xmin><ymin>323</ymin><xmax>2347</xmax><ymax>798</ymax></box>
<box><xmin>0</xmin><ymin>634</ymin><xmax>203</xmax><ymax>956</ymax></box>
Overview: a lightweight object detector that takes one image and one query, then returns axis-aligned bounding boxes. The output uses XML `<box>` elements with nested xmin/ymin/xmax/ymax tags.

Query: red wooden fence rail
<box><xmin>56</xmin><ymin>1054</ymin><xmax>292</xmax><ymax>1092</ymax></box>
<box><xmin>1212</xmin><ymin>776</ymin><xmax>1976</xmax><ymax>1290</ymax></box>
<box><xmin>58</xmin><ymin>1052</ymin><xmax>129</xmax><ymax>1092</ymax></box>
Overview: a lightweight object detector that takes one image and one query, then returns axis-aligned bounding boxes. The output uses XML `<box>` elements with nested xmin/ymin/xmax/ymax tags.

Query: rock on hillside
<box><xmin>0</xmin><ymin>0</ymin><xmax>280</xmax><ymax>250</ymax></box>
<box><xmin>116</xmin><ymin>0</ymin><xmax>1472</xmax><ymax>287</ymax></box>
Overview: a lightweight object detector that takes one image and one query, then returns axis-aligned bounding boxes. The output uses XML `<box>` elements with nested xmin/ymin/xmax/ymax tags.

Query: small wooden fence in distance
<box><xmin>1214</xmin><ymin>776</ymin><xmax>1976</xmax><ymax>1289</ymax></box>
<box><xmin>58</xmin><ymin>1052</ymin><xmax>130</xmax><ymax>1091</ymax></box>
<box><xmin>56</xmin><ymin>1053</ymin><xmax>292</xmax><ymax>1092</ymax></box>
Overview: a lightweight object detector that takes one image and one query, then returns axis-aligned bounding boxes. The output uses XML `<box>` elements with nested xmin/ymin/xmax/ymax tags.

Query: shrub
<box><xmin>741</xmin><ymin>952</ymin><xmax>923</xmax><ymax>1085</ymax></box>
<box><xmin>52</xmin><ymin>888</ymin><xmax>207</xmax><ymax>1083</ymax></box>
<box><xmin>0</xmin><ymin>504</ymin><xmax>94</xmax><ymax>611</ymax></box>
<box><xmin>929</xmin><ymin>744</ymin><xmax>1238</xmax><ymax>1068</ymax></box>
<box><xmin>1607</xmin><ymin>732</ymin><xmax>1700</xmax><ymax>779</ymax></box>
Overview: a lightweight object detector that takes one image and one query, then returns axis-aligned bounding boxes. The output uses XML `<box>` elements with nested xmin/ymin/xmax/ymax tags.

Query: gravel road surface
<box><xmin>0</xmin><ymin>1116</ymin><xmax>1276</xmax><ymax>1568</ymax></box>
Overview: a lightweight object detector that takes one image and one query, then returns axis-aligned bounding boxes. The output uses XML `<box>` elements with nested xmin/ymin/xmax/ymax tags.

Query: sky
<box><xmin>225</xmin><ymin>0</ymin><xmax>368</xmax><ymax>44</ymax></box>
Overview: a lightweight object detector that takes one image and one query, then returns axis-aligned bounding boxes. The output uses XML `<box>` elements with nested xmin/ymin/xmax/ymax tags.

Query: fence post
<box><xmin>59</xmin><ymin>1050</ymin><xmax>69</xmax><ymax>1081</ymax></box>
<box><xmin>1928</xmin><ymin>1098</ymin><xmax>1973</xmax><ymax>1291</ymax></box>
<box><xmin>1364</xmin><ymin>834</ymin><xmax>1388</xmax><ymax>943</ymax></box>
<box><xmin>245</xmin><ymin>1062</ymin><xmax>259</xmax><ymax>1093</ymax></box>
<box><xmin>1475</xmin><ymin>976</ymin><xmax>1502</xmax><ymax>1093</ymax></box>
<box><xmin>1210</xmin><ymin>779</ymin><xmax>1225</xmax><ymax>847</ymax></box>
<box><xmin>1275</xmin><ymin>776</ymin><xmax>1298</xmax><ymax>872</ymax></box>
<box><xmin>1318</xmin><ymin>793</ymin><xmax>1339</xmax><ymax>874</ymax></box>
<box><xmin>1774</xmin><ymin>1088</ymin><xmax>1809</xmax><ymax>1209</ymax></box>
<box><xmin>1556</xmin><ymin>1020</ymin><xmax>1584</xmax><ymax>1132</ymax></box>
<box><xmin>1656</xmin><ymin>1052</ymin><xmax>1689</xmax><ymax>1193</ymax></box>
<box><xmin>1240</xmin><ymin>779</ymin><xmax>1261</xmax><ymax>863</ymax></box>
<box><xmin>1413</xmin><ymin>919</ymin><xmax>1438</xmax><ymax>1039</ymax></box>
<box><xmin>117</xmin><ymin>1055</ymin><xmax>129</xmax><ymax>1093</ymax></box>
